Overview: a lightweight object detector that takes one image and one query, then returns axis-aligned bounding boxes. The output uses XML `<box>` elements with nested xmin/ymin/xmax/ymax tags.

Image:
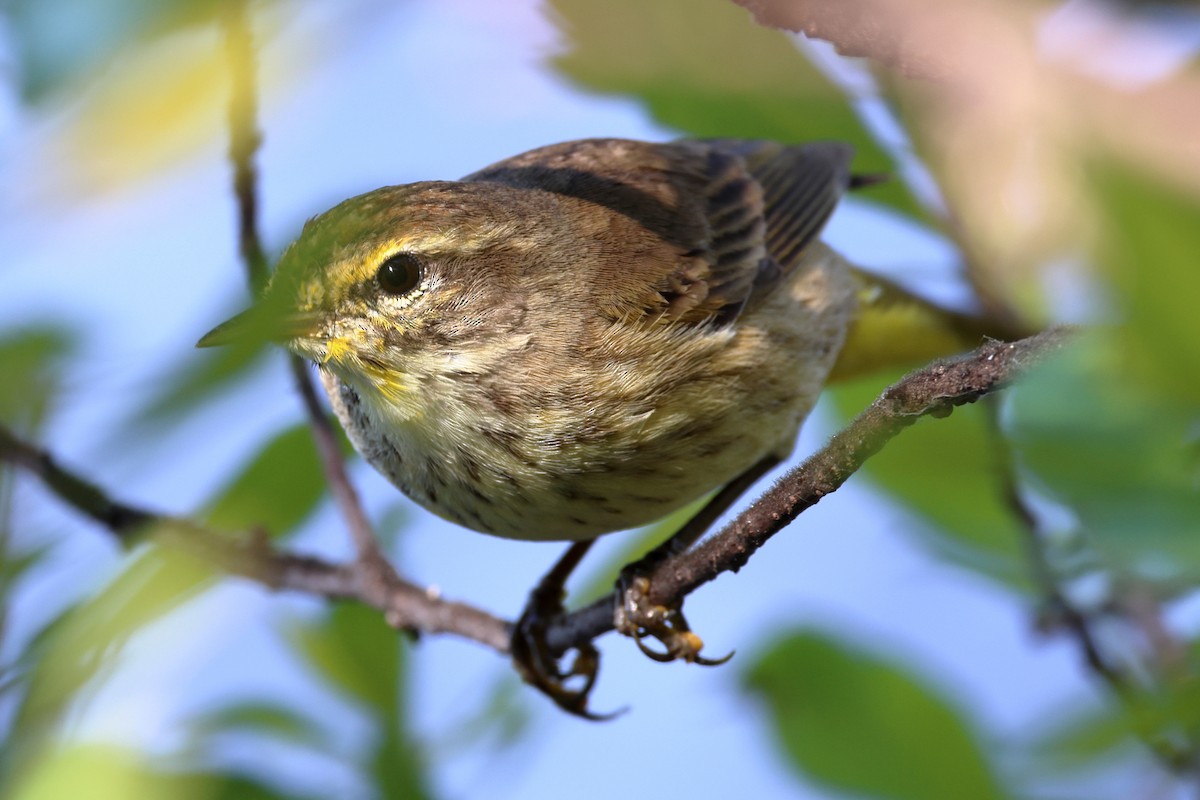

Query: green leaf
<box><xmin>203</xmin><ymin>422</ymin><xmax>327</xmax><ymax>537</ymax></box>
<box><xmin>4</xmin><ymin>741</ymin><xmax>299</xmax><ymax>800</ymax></box>
<box><xmin>5</xmin><ymin>743</ymin><xmax>205</xmax><ymax>800</ymax></box>
<box><xmin>287</xmin><ymin>603</ymin><xmax>400</xmax><ymax>711</ymax></box>
<box><xmin>127</xmin><ymin>333</ymin><xmax>271</xmax><ymax>434</ymax></box>
<box><xmin>744</xmin><ymin>629</ymin><xmax>1009</xmax><ymax>800</ymax></box>
<box><xmin>1010</xmin><ymin>334</ymin><xmax>1200</xmax><ymax>577</ymax></box>
<box><xmin>1031</xmin><ymin>660</ymin><xmax>1200</xmax><ymax>776</ymax></box>
<box><xmin>1091</xmin><ymin>163</ymin><xmax>1200</xmax><ymax>405</ymax></box>
<box><xmin>371</xmin><ymin>719</ymin><xmax>433</xmax><ymax>800</ymax></box>
<box><xmin>0</xmin><ymin>326</ymin><xmax>76</xmax><ymax>431</ymax></box>
<box><xmin>5</xmin><ymin>0</ymin><xmax>228</xmax><ymax>103</ymax></box>
<box><xmin>198</xmin><ymin>774</ymin><xmax>297</xmax><ymax>800</ymax></box>
<box><xmin>190</xmin><ymin>701</ymin><xmax>329</xmax><ymax>750</ymax></box>
<box><xmin>286</xmin><ymin>604</ymin><xmax>433</xmax><ymax>799</ymax></box>
<box><xmin>549</xmin><ymin>0</ymin><xmax>927</xmax><ymax>221</ymax></box>
<box><xmin>6</xmin><ymin>543</ymin><xmax>216</xmax><ymax>775</ymax></box>
<box><xmin>828</xmin><ymin>375</ymin><xmax>1029</xmax><ymax>586</ymax></box>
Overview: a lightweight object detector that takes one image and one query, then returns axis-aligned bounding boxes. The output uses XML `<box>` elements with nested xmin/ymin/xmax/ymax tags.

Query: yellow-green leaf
<box><xmin>550</xmin><ymin>0</ymin><xmax>926</xmax><ymax>221</ymax></box>
<box><xmin>744</xmin><ymin>629</ymin><xmax>1010</xmax><ymax>800</ymax></box>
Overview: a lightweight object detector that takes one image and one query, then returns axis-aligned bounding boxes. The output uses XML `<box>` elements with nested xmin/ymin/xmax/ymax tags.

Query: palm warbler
<box><xmin>201</xmin><ymin>138</ymin><xmax>976</xmax><ymax>543</ymax></box>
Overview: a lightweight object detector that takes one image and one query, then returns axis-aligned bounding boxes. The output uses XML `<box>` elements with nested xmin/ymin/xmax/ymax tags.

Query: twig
<box><xmin>287</xmin><ymin>356</ymin><xmax>400</xmax><ymax>596</ymax></box>
<box><xmin>0</xmin><ymin>425</ymin><xmax>154</xmax><ymax>537</ymax></box>
<box><xmin>543</xmin><ymin>327</ymin><xmax>1075</xmax><ymax>653</ymax></box>
<box><xmin>0</xmin><ymin>422</ymin><xmax>512</xmax><ymax>653</ymax></box>
<box><xmin>220</xmin><ymin>1</ymin><xmax>397</xmax><ymax>595</ymax></box>
<box><xmin>985</xmin><ymin>399</ymin><xmax>1133</xmax><ymax>691</ymax></box>
<box><xmin>985</xmin><ymin>400</ymin><xmax>1200</xmax><ymax>773</ymax></box>
<box><xmin>222</xmin><ymin>0</ymin><xmax>269</xmax><ymax>293</ymax></box>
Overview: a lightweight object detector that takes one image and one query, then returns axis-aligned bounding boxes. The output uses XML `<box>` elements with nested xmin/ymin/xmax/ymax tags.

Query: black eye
<box><xmin>375</xmin><ymin>252</ymin><xmax>422</xmax><ymax>295</ymax></box>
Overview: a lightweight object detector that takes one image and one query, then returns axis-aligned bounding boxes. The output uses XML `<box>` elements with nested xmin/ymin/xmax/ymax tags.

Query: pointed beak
<box><xmin>196</xmin><ymin>305</ymin><xmax>323</xmax><ymax>349</ymax></box>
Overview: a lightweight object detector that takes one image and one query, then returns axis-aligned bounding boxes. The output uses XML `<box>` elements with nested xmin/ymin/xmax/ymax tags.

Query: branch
<box><xmin>0</xmin><ymin>422</ymin><xmax>512</xmax><ymax>654</ymax></box>
<box><xmin>221</xmin><ymin>0</ymin><xmax>269</xmax><ymax>293</ymax></box>
<box><xmin>220</xmin><ymin>1</ymin><xmax>398</xmax><ymax>597</ymax></box>
<box><xmin>542</xmin><ymin>327</ymin><xmax>1075</xmax><ymax>653</ymax></box>
<box><xmin>984</xmin><ymin>400</ymin><xmax>1200</xmax><ymax>772</ymax></box>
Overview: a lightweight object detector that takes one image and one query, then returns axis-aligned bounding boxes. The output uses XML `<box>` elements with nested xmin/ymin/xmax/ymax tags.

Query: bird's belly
<box><xmin>324</xmin><ymin>358</ymin><xmax>807</xmax><ymax>542</ymax></box>
<box><xmin>390</xmin><ymin>401</ymin><xmax>790</xmax><ymax>541</ymax></box>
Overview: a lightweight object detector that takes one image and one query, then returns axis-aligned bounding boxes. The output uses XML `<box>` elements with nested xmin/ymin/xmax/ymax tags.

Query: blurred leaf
<box><xmin>199</xmin><ymin>774</ymin><xmax>297</xmax><ymax>800</ymax></box>
<box><xmin>828</xmin><ymin>375</ymin><xmax>1029</xmax><ymax>586</ymax></box>
<box><xmin>11</xmin><ymin>0</ymin><xmax>304</xmax><ymax>191</ymax></box>
<box><xmin>191</xmin><ymin>701</ymin><xmax>329</xmax><ymax>750</ymax></box>
<box><xmin>0</xmin><ymin>326</ymin><xmax>76</xmax><ymax>431</ymax></box>
<box><xmin>287</xmin><ymin>603</ymin><xmax>400</xmax><ymax>711</ymax></box>
<box><xmin>4</xmin><ymin>741</ymin><xmax>296</xmax><ymax>800</ymax></box>
<box><xmin>8</xmin><ymin>541</ymin><xmax>216</xmax><ymax>767</ymax></box>
<box><xmin>203</xmin><ymin>422</ymin><xmax>329</xmax><ymax>537</ymax></box>
<box><xmin>1010</xmin><ymin>335</ymin><xmax>1200</xmax><ymax>577</ymax></box>
<box><xmin>549</xmin><ymin>0</ymin><xmax>927</xmax><ymax>221</ymax></box>
<box><xmin>4</xmin><ymin>0</ymin><xmax>224</xmax><ymax>102</ymax></box>
<box><xmin>126</xmin><ymin>333</ymin><xmax>271</xmax><ymax>434</ymax></box>
<box><xmin>6</xmin><ymin>743</ymin><xmax>204</xmax><ymax>800</ymax></box>
<box><xmin>1091</xmin><ymin>163</ymin><xmax>1200</xmax><ymax>405</ymax></box>
<box><xmin>432</xmin><ymin>673</ymin><xmax>533</xmax><ymax>759</ymax></box>
<box><xmin>744</xmin><ymin>629</ymin><xmax>1009</xmax><ymax>800</ymax></box>
<box><xmin>0</xmin><ymin>542</ymin><xmax>53</xmax><ymax>596</ymax></box>
<box><xmin>1031</xmin><ymin>663</ymin><xmax>1200</xmax><ymax>776</ymax></box>
<box><xmin>58</xmin><ymin>26</ymin><xmax>233</xmax><ymax>189</ymax></box>
<box><xmin>372</xmin><ymin>717</ymin><xmax>432</xmax><ymax>800</ymax></box>
<box><xmin>287</xmin><ymin>604</ymin><xmax>432</xmax><ymax>799</ymax></box>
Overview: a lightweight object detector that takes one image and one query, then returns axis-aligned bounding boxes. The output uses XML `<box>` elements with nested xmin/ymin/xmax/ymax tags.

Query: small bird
<box><xmin>200</xmin><ymin>137</ymin><xmax>992</xmax><ymax>714</ymax></box>
<box><xmin>202</xmin><ymin>137</ymin><xmax>972</xmax><ymax>542</ymax></box>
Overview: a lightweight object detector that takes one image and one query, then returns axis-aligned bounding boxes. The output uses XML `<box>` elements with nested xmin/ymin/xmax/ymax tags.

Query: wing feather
<box><xmin>465</xmin><ymin>137</ymin><xmax>852</xmax><ymax>328</ymax></box>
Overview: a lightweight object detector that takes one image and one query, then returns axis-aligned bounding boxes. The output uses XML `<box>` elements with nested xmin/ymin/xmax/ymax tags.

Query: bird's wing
<box><xmin>464</xmin><ymin>138</ymin><xmax>852</xmax><ymax>327</ymax></box>
<box><xmin>704</xmin><ymin>139</ymin><xmax>854</xmax><ymax>271</ymax></box>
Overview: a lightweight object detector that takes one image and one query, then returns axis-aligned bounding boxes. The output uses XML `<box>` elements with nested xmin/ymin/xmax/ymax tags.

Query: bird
<box><xmin>200</xmin><ymin>137</ymin><xmax>996</xmax><ymax>715</ymax></box>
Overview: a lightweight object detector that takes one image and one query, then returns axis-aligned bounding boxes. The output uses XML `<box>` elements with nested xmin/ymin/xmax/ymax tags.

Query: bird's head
<box><xmin>199</xmin><ymin>182</ymin><xmax>557</xmax><ymax>421</ymax></box>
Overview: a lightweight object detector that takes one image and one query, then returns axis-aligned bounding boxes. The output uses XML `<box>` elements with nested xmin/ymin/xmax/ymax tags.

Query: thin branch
<box><xmin>221</xmin><ymin>0</ymin><xmax>269</xmax><ymax>293</ymax></box>
<box><xmin>0</xmin><ymin>422</ymin><xmax>512</xmax><ymax>654</ymax></box>
<box><xmin>985</xmin><ymin>399</ymin><xmax>1133</xmax><ymax>692</ymax></box>
<box><xmin>288</xmin><ymin>356</ymin><xmax>400</xmax><ymax>596</ymax></box>
<box><xmin>543</xmin><ymin>327</ymin><xmax>1075</xmax><ymax>653</ymax></box>
<box><xmin>220</xmin><ymin>1</ymin><xmax>397</xmax><ymax>592</ymax></box>
<box><xmin>0</xmin><ymin>425</ymin><xmax>154</xmax><ymax>537</ymax></box>
<box><xmin>984</xmin><ymin>400</ymin><xmax>1200</xmax><ymax>773</ymax></box>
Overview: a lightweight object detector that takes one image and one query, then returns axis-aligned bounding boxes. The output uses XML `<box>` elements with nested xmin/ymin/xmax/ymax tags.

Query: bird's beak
<box><xmin>196</xmin><ymin>305</ymin><xmax>323</xmax><ymax>349</ymax></box>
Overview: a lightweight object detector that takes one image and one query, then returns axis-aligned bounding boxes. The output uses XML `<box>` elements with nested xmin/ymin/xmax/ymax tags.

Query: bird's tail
<box><xmin>829</xmin><ymin>268</ymin><xmax>1031</xmax><ymax>383</ymax></box>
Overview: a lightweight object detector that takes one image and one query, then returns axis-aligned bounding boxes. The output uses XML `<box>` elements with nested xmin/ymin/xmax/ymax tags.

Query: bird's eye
<box><xmin>375</xmin><ymin>252</ymin><xmax>422</xmax><ymax>295</ymax></box>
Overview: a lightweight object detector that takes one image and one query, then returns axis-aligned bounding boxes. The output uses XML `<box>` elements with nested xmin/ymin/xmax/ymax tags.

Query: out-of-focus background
<box><xmin>3</xmin><ymin>0</ymin><xmax>1200</xmax><ymax>797</ymax></box>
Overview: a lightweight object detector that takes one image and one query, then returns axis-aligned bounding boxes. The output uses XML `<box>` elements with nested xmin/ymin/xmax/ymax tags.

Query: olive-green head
<box><xmin>198</xmin><ymin>181</ymin><xmax>559</xmax><ymax>415</ymax></box>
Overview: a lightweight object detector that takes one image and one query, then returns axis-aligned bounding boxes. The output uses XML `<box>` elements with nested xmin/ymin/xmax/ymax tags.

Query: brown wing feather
<box><xmin>704</xmin><ymin>139</ymin><xmax>854</xmax><ymax>269</ymax></box>
<box><xmin>464</xmin><ymin>137</ymin><xmax>850</xmax><ymax>328</ymax></box>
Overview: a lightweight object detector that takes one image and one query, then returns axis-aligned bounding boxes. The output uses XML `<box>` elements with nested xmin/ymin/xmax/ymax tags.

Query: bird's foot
<box><xmin>614</xmin><ymin>573</ymin><xmax>733</xmax><ymax>666</ymax></box>
<box><xmin>510</xmin><ymin>581</ymin><xmax>621</xmax><ymax>721</ymax></box>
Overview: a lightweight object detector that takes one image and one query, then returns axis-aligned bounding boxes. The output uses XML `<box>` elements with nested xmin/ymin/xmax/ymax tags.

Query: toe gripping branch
<box><xmin>510</xmin><ymin>540</ymin><xmax>622</xmax><ymax>720</ymax></box>
<box><xmin>509</xmin><ymin>457</ymin><xmax>778</xmax><ymax>719</ymax></box>
<box><xmin>614</xmin><ymin>573</ymin><xmax>732</xmax><ymax>667</ymax></box>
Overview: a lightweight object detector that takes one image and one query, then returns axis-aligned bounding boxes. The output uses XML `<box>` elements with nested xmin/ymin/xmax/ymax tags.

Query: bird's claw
<box><xmin>510</xmin><ymin>584</ymin><xmax>623</xmax><ymax>721</ymax></box>
<box><xmin>615</xmin><ymin>575</ymin><xmax>733</xmax><ymax>667</ymax></box>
